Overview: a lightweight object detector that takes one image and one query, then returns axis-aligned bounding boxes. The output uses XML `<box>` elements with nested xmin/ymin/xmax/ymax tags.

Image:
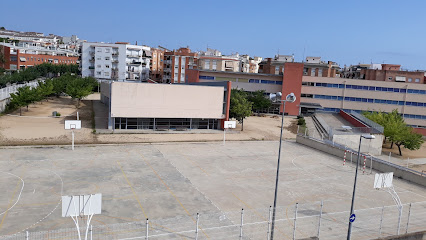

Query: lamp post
<box><xmin>269</xmin><ymin>92</ymin><xmax>296</xmax><ymax>240</ymax></box>
<box><xmin>347</xmin><ymin>134</ymin><xmax>375</xmax><ymax>240</ymax></box>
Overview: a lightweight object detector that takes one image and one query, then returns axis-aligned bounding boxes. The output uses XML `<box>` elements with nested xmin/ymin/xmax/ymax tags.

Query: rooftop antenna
<box><xmin>302</xmin><ymin>45</ymin><xmax>306</xmax><ymax>62</ymax></box>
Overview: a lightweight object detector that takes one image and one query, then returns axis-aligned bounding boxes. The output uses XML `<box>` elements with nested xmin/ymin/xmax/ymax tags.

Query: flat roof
<box><xmin>198</xmin><ymin>69</ymin><xmax>280</xmax><ymax>78</ymax></box>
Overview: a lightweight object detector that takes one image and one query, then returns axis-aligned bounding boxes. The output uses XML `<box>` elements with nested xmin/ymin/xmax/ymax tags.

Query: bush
<box><xmin>56</xmin><ymin>112</ymin><xmax>61</xmax><ymax>117</ymax></box>
<box><xmin>297</xmin><ymin>117</ymin><xmax>306</xmax><ymax>126</ymax></box>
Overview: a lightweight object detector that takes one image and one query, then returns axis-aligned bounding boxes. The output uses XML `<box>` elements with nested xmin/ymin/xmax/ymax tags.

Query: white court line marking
<box><xmin>13</xmin><ymin>170</ymin><xmax>64</xmax><ymax>235</ymax></box>
<box><xmin>0</xmin><ymin>172</ymin><xmax>25</xmax><ymax>216</ymax></box>
<box><xmin>290</xmin><ymin>150</ymin><xmax>426</xmax><ymax>200</ymax></box>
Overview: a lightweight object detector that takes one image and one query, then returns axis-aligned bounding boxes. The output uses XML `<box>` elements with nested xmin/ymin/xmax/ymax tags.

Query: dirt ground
<box><xmin>0</xmin><ymin>95</ymin><xmax>297</xmax><ymax>146</ymax></box>
<box><xmin>381</xmin><ymin>142</ymin><xmax>426</xmax><ymax>159</ymax></box>
<box><xmin>381</xmin><ymin>142</ymin><xmax>426</xmax><ymax>172</ymax></box>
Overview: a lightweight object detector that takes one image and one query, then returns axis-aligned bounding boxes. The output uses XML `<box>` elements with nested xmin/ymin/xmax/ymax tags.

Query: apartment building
<box><xmin>81</xmin><ymin>42</ymin><xmax>151</xmax><ymax>81</ymax></box>
<box><xmin>258</xmin><ymin>55</ymin><xmax>294</xmax><ymax>75</ymax></box>
<box><xmin>163</xmin><ymin>47</ymin><xmax>197</xmax><ymax>83</ymax></box>
<box><xmin>342</xmin><ymin>63</ymin><xmax>425</xmax><ymax>84</ymax></box>
<box><xmin>196</xmin><ymin>48</ymin><xmax>241</xmax><ymax>72</ymax></box>
<box><xmin>0</xmin><ymin>42</ymin><xmax>78</xmax><ymax>71</ymax></box>
<box><xmin>0</xmin><ymin>29</ymin><xmax>59</xmax><ymax>45</ymax></box>
<box><xmin>150</xmin><ymin>48</ymin><xmax>164</xmax><ymax>82</ymax></box>
<box><xmin>303</xmin><ymin>57</ymin><xmax>340</xmax><ymax>78</ymax></box>
<box><xmin>249</xmin><ymin>56</ymin><xmax>262</xmax><ymax>73</ymax></box>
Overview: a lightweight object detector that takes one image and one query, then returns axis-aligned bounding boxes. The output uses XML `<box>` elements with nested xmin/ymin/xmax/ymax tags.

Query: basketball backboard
<box><xmin>62</xmin><ymin>193</ymin><xmax>102</xmax><ymax>217</ymax></box>
<box><xmin>65</xmin><ymin>120</ymin><xmax>81</xmax><ymax>130</ymax></box>
<box><xmin>224</xmin><ymin>121</ymin><xmax>236</xmax><ymax>129</ymax></box>
<box><xmin>374</xmin><ymin>172</ymin><xmax>394</xmax><ymax>189</ymax></box>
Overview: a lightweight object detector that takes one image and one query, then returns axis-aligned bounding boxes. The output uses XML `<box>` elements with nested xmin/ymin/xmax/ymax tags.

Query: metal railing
<box><xmin>1</xmin><ymin>201</ymin><xmax>425</xmax><ymax>240</ymax></box>
<box><xmin>350</xmin><ymin>110</ymin><xmax>384</xmax><ymax>134</ymax></box>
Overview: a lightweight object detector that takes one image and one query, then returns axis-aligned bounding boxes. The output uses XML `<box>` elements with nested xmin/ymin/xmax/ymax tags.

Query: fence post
<box><xmin>239</xmin><ymin>209</ymin><xmax>244</xmax><ymax>240</ymax></box>
<box><xmin>267</xmin><ymin>206</ymin><xmax>272</xmax><ymax>240</ymax></box>
<box><xmin>297</xmin><ymin>125</ymin><xmax>300</xmax><ymax>135</ymax></box>
<box><xmin>90</xmin><ymin>225</ymin><xmax>92</xmax><ymax>240</ymax></box>
<box><xmin>304</xmin><ymin>128</ymin><xmax>307</xmax><ymax>136</ymax></box>
<box><xmin>379</xmin><ymin>206</ymin><xmax>384</xmax><ymax>235</ymax></box>
<box><xmin>397</xmin><ymin>207</ymin><xmax>402</xmax><ymax>235</ymax></box>
<box><xmin>317</xmin><ymin>200</ymin><xmax>323</xmax><ymax>238</ymax></box>
<box><xmin>405</xmin><ymin>203</ymin><xmax>412</xmax><ymax>234</ymax></box>
<box><xmin>26</xmin><ymin>231</ymin><xmax>29</xmax><ymax>240</ymax></box>
<box><xmin>195</xmin><ymin>213</ymin><xmax>199</xmax><ymax>240</ymax></box>
<box><xmin>362</xmin><ymin>155</ymin><xmax>366</xmax><ymax>174</ymax></box>
<box><xmin>350</xmin><ymin>151</ymin><xmax>353</xmax><ymax>165</ymax></box>
<box><xmin>293</xmin><ymin>203</ymin><xmax>298</xmax><ymax>240</ymax></box>
<box><xmin>370</xmin><ymin>156</ymin><xmax>373</xmax><ymax>174</ymax></box>
<box><xmin>343</xmin><ymin>150</ymin><xmax>347</xmax><ymax>166</ymax></box>
<box><xmin>146</xmin><ymin>218</ymin><xmax>149</xmax><ymax>240</ymax></box>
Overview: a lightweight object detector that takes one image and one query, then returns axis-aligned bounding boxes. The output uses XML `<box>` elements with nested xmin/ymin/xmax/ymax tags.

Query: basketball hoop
<box><xmin>374</xmin><ymin>172</ymin><xmax>403</xmax><ymax>234</ymax></box>
<box><xmin>65</xmin><ymin>120</ymin><xmax>81</xmax><ymax>151</ymax></box>
<box><xmin>62</xmin><ymin>193</ymin><xmax>102</xmax><ymax>240</ymax></box>
<box><xmin>223</xmin><ymin>121</ymin><xmax>236</xmax><ymax>145</ymax></box>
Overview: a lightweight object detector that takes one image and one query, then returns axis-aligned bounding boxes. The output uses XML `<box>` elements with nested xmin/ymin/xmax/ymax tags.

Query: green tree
<box><xmin>52</xmin><ymin>73</ymin><xmax>74</xmax><ymax>96</ymax></box>
<box><xmin>36</xmin><ymin>79</ymin><xmax>54</xmax><ymax>101</ymax></box>
<box><xmin>229</xmin><ymin>89</ymin><xmax>252</xmax><ymax>131</ymax></box>
<box><xmin>65</xmin><ymin>77</ymin><xmax>95</xmax><ymax>107</ymax></box>
<box><xmin>363</xmin><ymin>109</ymin><xmax>405</xmax><ymax>144</ymax></box>
<box><xmin>0</xmin><ymin>27</ymin><xmax>5</xmax><ymax>30</ymax></box>
<box><xmin>364</xmin><ymin>109</ymin><xmax>424</xmax><ymax>156</ymax></box>
<box><xmin>7</xmin><ymin>86</ymin><xmax>35</xmax><ymax>115</ymax></box>
<box><xmin>392</xmin><ymin>126</ymin><xmax>424</xmax><ymax>156</ymax></box>
<box><xmin>247</xmin><ymin>90</ymin><xmax>272</xmax><ymax>112</ymax></box>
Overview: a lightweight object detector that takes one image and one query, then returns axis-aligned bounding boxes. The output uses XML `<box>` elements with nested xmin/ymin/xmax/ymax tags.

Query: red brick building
<box><xmin>163</xmin><ymin>47</ymin><xmax>198</xmax><ymax>83</ymax></box>
<box><xmin>0</xmin><ymin>43</ymin><xmax>78</xmax><ymax>71</ymax></box>
<box><xmin>361</xmin><ymin>64</ymin><xmax>424</xmax><ymax>84</ymax></box>
<box><xmin>150</xmin><ymin>48</ymin><xmax>164</xmax><ymax>82</ymax></box>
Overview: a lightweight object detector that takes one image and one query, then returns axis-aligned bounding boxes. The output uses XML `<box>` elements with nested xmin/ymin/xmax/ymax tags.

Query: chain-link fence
<box><xmin>1</xmin><ymin>201</ymin><xmax>425</xmax><ymax>240</ymax></box>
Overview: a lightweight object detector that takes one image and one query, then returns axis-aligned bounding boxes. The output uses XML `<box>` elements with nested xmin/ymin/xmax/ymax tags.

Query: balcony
<box><xmin>90</xmin><ymin>52</ymin><xmax>95</xmax><ymax>56</ymax></box>
<box><xmin>112</xmin><ymin>68</ymin><xmax>118</xmax><ymax>71</ymax></box>
<box><xmin>112</xmin><ymin>52</ymin><xmax>119</xmax><ymax>56</ymax></box>
<box><xmin>164</xmin><ymin>68</ymin><xmax>171</xmax><ymax>73</ymax></box>
<box><xmin>127</xmin><ymin>54</ymin><xmax>141</xmax><ymax>58</ymax></box>
<box><xmin>89</xmin><ymin>58</ymin><xmax>95</xmax><ymax>62</ymax></box>
<box><xmin>164</xmin><ymin>60</ymin><xmax>171</xmax><ymax>64</ymax></box>
<box><xmin>128</xmin><ymin>61</ymin><xmax>141</xmax><ymax>65</ymax></box>
<box><xmin>112</xmin><ymin>60</ymin><xmax>119</xmax><ymax>63</ymax></box>
<box><xmin>89</xmin><ymin>66</ymin><xmax>95</xmax><ymax>70</ymax></box>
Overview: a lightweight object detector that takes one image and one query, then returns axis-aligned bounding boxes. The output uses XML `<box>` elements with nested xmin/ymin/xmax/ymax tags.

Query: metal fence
<box><xmin>1</xmin><ymin>201</ymin><xmax>425</xmax><ymax>240</ymax></box>
<box><xmin>0</xmin><ymin>80</ymin><xmax>40</xmax><ymax>101</ymax></box>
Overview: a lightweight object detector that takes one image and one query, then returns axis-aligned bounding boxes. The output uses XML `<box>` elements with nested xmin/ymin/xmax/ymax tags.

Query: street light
<box><xmin>347</xmin><ymin>134</ymin><xmax>375</xmax><ymax>240</ymax></box>
<box><xmin>269</xmin><ymin>92</ymin><xmax>296</xmax><ymax>240</ymax></box>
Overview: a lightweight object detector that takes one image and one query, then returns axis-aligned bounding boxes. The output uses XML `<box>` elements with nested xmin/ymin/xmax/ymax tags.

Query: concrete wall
<box><xmin>110</xmin><ymin>82</ymin><xmax>225</xmax><ymax>119</ymax></box>
<box><xmin>332</xmin><ymin>134</ymin><xmax>384</xmax><ymax>155</ymax></box>
<box><xmin>296</xmin><ymin>135</ymin><xmax>426</xmax><ymax>187</ymax></box>
<box><xmin>374</xmin><ymin>230</ymin><xmax>426</xmax><ymax>239</ymax></box>
<box><xmin>0</xmin><ymin>98</ymin><xmax>8</xmax><ymax>112</ymax></box>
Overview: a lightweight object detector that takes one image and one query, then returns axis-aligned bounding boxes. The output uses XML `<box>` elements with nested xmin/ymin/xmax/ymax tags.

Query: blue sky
<box><xmin>1</xmin><ymin>0</ymin><xmax>425</xmax><ymax>70</ymax></box>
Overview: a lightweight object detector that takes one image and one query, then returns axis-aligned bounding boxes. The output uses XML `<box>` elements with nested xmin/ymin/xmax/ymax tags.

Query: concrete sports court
<box><xmin>0</xmin><ymin>141</ymin><xmax>425</xmax><ymax>239</ymax></box>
